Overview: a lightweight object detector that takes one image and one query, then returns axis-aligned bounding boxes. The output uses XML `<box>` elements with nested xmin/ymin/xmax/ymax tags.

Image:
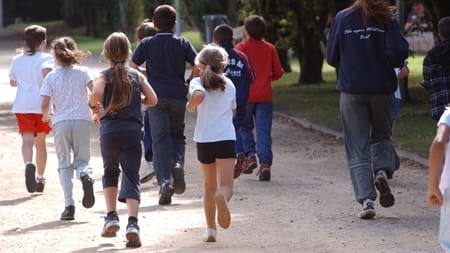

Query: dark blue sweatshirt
<box><xmin>326</xmin><ymin>7</ymin><xmax>409</xmax><ymax>95</ymax></box>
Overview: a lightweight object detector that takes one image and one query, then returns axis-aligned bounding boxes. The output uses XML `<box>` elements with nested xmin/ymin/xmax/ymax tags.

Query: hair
<box><xmin>24</xmin><ymin>25</ymin><xmax>47</xmax><ymax>55</ymax></box>
<box><xmin>195</xmin><ymin>44</ymin><xmax>228</xmax><ymax>91</ymax></box>
<box><xmin>244</xmin><ymin>15</ymin><xmax>266</xmax><ymax>40</ymax></box>
<box><xmin>438</xmin><ymin>17</ymin><xmax>450</xmax><ymax>39</ymax></box>
<box><xmin>213</xmin><ymin>24</ymin><xmax>233</xmax><ymax>44</ymax></box>
<box><xmin>135</xmin><ymin>19</ymin><xmax>157</xmax><ymax>41</ymax></box>
<box><xmin>51</xmin><ymin>37</ymin><xmax>89</xmax><ymax>66</ymax></box>
<box><xmin>102</xmin><ymin>32</ymin><xmax>132</xmax><ymax>115</ymax></box>
<box><xmin>351</xmin><ymin>0</ymin><xmax>396</xmax><ymax>24</ymax></box>
<box><xmin>153</xmin><ymin>5</ymin><xmax>176</xmax><ymax>31</ymax></box>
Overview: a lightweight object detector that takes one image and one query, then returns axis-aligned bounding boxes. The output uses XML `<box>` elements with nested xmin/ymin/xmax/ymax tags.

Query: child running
<box><xmin>9</xmin><ymin>25</ymin><xmax>54</xmax><ymax>193</ymax></box>
<box><xmin>90</xmin><ymin>32</ymin><xmax>157</xmax><ymax>248</ymax></box>
<box><xmin>186</xmin><ymin>44</ymin><xmax>236</xmax><ymax>242</ymax></box>
<box><xmin>40</xmin><ymin>37</ymin><xmax>96</xmax><ymax>221</ymax></box>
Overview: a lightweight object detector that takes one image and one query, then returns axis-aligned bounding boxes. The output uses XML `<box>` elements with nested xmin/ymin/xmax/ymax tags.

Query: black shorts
<box><xmin>196</xmin><ymin>140</ymin><xmax>236</xmax><ymax>164</ymax></box>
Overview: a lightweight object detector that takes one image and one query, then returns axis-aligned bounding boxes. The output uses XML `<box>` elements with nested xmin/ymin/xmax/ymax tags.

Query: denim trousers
<box><xmin>143</xmin><ymin>108</ymin><xmax>153</xmax><ymax>162</ymax></box>
<box><xmin>440</xmin><ymin>188</ymin><xmax>450</xmax><ymax>252</ymax></box>
<box><xmin>147</xmin><ymin>98</ymin><xmax>186</xmax><ymax>185</ymax></box>
<box><xmin>240</xmin><ymin>102</ymin><xmax>273</xmax><ymax>165</ymax></box>
<box><xmin>53</xmin><ymin>120</ymin><xmax>93</xmax><ymax>206</ymax></box>
<box><xmin>340</xmin><ymin>92</ymin><xmax>395</xmax><ymax>203</ymax></box>
<box><xmin>101</xmin><ymin>130</ymin><xmax>142</xmax><ymax>203</ymax></box>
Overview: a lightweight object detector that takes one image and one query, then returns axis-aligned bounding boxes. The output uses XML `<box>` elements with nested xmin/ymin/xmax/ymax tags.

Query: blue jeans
<box><xmin>240</xmin><ymin>102</ymin><xmax>273</xmax><ymax>165</ymax></box>
<box><xmin>147</xmin><ymin>98</ymin><xmax>186</xmax><ymax>185</ymax></box>
<box><xmin>340</xmin><ymin>92</ymin><xmax>395</xmax><ymax>203</ymax></box>
<box><xmin>233</xmin><ymin>99</ymin><xmax>247</xmax><ymax>154</ymax></box>
<box><xmin>143</xmin><ymin>108</ymin><xmax>153</xmax><ymax>162</ymax></box>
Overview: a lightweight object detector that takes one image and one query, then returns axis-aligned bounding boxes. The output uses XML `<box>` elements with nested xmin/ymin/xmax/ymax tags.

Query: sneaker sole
<box><xmin>242</xmin><ymin>163</ymin><xmax>257</xmax><ymax>174</ymax></box>
<box><xmin>101</xmin><ymin>224</ymin><xmax>120</xmax><ymax>238</ymax></box>
<box><xmin>60</xmin><ymin>216</ymin><xmax>75</xmax><ymax>221</ymax></box>
<box><xmin>204</xmin><ymin>235</ymin><xmax>216</xmax><ymax>242</ymax></box>
<box><xmin>140</xmin><ymin>171</ymin><xmax>156</xmax><ymax>184</ymax></box>
<box><xmin>81</xmin><ymin>176</ymin><xmax>95</xmax><ymax>208</ymax></box>
<box><xmin>215</xmin><ymin>194</ymin><xmax>230</xmax><ymax>229</ymax></box>
<box><xmin>359</xmin><ymin>210</ymin><xmax>376</xmax><ymax>219</ymax></box>
<box><xmin>259</xmin><ymin>169</ymin><xmax>271</xmax><ymax>181</ymax></box>
<box><xmin>374</xmin><ymin>176</ymin><xmax>395</xmax><ymax>208</ymax></box>
<box><xmin>126</xmin><ymin>232</ymin><xmax>142</xmax><ymax>247</ymax></box>
<box><xmin>36</xmin><ymin>182</ymin><xmax>45</xmax><ymax>193</ymax></box>
<box><xmin>25</xmin><ymin>164</ymin><xmax>37</xmax><ymax>193</ymax></box>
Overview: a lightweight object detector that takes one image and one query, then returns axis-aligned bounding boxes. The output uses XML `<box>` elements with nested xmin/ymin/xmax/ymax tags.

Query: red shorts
<box><xmin>15</xmin><ymin>113</ymin><xmax>51</xmax><ymax>135</ymax></box>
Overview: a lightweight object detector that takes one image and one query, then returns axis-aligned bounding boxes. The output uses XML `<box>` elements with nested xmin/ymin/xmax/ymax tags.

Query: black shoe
<box><xmin>81</xmin><ymin>174</ymin><xmax>95</xmax><ymax>208</ymax></box>
<box><xmin>172</xmin><ymin>163</ymin><xmax>186</xmax><ymax>194</ymax></box>
<box><xmin>125</xmin><ymin>221</ymin><xmax>142</xmax><ymax>247</ymax></box>
<box><xmin>101</xmin><ymin>211</ymin><xmax>120</xmax><ymax>237</ymax></box>
<box><xmin>374</xmin><ymin>171</ymin><xmax>395</xmax><ymax>208</ymax></box>
<box><xmin>159</xmin><ymin>182</ymin><xmax>174</xmax><ymax>205</ymax></box>
<box><xmin>36</xmin><ymin>177</ymin><xmax>45</xmax><ymax>193</ymax></box>
<box><xmin>60</xmin><ymin>205</ymin><xmax>75</xmax><ymax>221</ymax></box>
<box><xmin>25</xmin><ymin>163</ymin><xmax>37</xmax><ymax>193</ymax></box>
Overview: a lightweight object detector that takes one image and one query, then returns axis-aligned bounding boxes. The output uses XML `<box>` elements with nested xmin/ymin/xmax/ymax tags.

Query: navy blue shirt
<box><xmin>99</xmin><ymin>68</ymin><xmax>143</xmax><ymax>136</ymax></box>
<box><xmin>218</xmin><ymin>41</ymin><xmax>255</xmax><ymax>105</ymax></box>
<box><xmin>326</xmin><ymin>7</ymin><xmax>409</xmax><ymax>95</ymax></box>
<box><xmin>132</xmin><ymin>31</ymin><xmax>197</xmax><ymax>100</ymax></box>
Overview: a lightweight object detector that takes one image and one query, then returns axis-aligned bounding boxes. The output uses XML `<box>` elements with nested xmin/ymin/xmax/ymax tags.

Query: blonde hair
<box><xmin>102</xmin><ymin>32</ymin><xmax>132</xmax><ymax>114</ymax></box>
<box><xmin>195</xmin><ymin>44</ymin><xmax>228</xmax><ymax>91</ymax></box>
<box><xmin>51</xmin><ymin>37</ymin><xmax>89</xmax><ymax>66</ymax></box>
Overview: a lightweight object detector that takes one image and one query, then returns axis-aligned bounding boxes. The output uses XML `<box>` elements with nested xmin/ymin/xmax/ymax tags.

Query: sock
<box><xmin>37</xmin><ymin>174</ymin><xmax>44</xmax><ymax>179</ymax></box>
<box><xmin>128</xmin><ymin>216</ymin><xmax>138</xmax><ymax>224</ymax></box>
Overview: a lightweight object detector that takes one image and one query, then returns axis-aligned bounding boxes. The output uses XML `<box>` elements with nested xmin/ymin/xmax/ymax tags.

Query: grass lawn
<box><xmin>7</xmin><ymin>20</ymin><xmax>435</xmax><ymax>158</ymax></box>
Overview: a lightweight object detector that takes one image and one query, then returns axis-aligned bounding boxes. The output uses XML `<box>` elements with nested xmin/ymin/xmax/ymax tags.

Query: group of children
<box><xmin>8</xmin><ymin>4</ymin><xmax>283</xmax><ymax>248</ymax></box>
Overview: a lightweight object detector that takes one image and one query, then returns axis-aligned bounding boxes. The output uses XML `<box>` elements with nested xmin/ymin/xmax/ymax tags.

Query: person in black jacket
<box><xmin>422</xmin><ymin>17</ymin><xmax>450</xmax><ymax>122</ymax></box>
<box><xmin>326</xmin><ymin>0</ymin><xmax>409</xmax><ymax>219</ymax></box>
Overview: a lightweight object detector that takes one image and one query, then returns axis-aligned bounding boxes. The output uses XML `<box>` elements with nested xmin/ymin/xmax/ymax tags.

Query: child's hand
<box><xmin>42</xmin><ymin>114</ymin><xmax>51</xmax><ymax>123</ymax></box>
<box><xmin>427</xmin><ymin>186</ymin><xmax>443</xmax><ymax>207</ymax></box>
<box><xmin>92</xmin><ymin>112</ymin><xmax>100</xmax><ymax>124</ymax></box>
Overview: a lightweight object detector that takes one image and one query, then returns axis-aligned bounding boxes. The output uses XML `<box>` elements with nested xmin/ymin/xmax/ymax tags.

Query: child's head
<box><xmin>213</xmin><ymin>24</ymin><xmax>233</xmax><ymax>44</ymax></box>
<box><xmin>244</xmin><ymin>15</ymin><xmax>266</xmax><ymax>40</ymax></box>
<box><xmin>195</xmin><ymin>44</ymin><xmax>228</xmax><ymax>91</ymax></box>
<box><xmin>102</xmin><ymin>32</ymin><xmax>132</xmax><ymax>115</ymax></box>
<box><xmin>438</xmin><ymin>17</ymin><xmax>450</xmax><ymax>41</ymax></box>
<box><xmin>24</xmin><ymin>25</ymin><xmax>47</xmax><ymax>55</ymax></box>
<box><xmin>103</xmin><ymin>32</ymin><xmax>131</xmax><ymax>65</ymax></box>
<box><xmin>153</xmin><ymin>5</ymin><xmax>176</xmax><ymax>31</ymax></box>
<box><xmin>51</xmin><ymin>37</ymin><xmax>89</xmax><ymax>66</ymax></box>
<box><xmin>135</xmin><ymin>19</ymin><xmax>157</xmax><ymax>42</ymax></box>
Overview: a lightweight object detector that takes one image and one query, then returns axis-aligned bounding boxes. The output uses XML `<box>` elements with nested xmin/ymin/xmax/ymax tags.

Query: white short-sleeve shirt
<box><xmin>40</xmin><ymin>65</ymin><xmax>93</xmax><ymax>124</ymax></box>
<box><xmin>9</xmin><ymin>51</ymin><xmax>54</xmax><ymax>113</ymax></box>
<box><xmin>189</xmin><ymin>75</ymin><xmax>236</xmax><ymax>143</ymax></box>
<box><xmin>438</xmin><ymin>108</ymin><xmax>450</xmax><ymax>192</ymax></box>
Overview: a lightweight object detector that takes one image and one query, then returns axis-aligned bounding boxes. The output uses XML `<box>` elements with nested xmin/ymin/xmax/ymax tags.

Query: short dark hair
<box><xmin>438</xmin><ymin>17</ymin><xmax>450</xmax><ymax>39</ymax></box>
<box><xmin>24</xmin><ymin>25</ymin><xmax>47</xmax><ymax>55</ymax></box>
<box><xmin>135</xmin><ymin>19</ymin><xmax>157</xmax><ymax>41</ymax></box>
<box><xmin>153</xmin><ymin>5</ymin><xmax>176</xmax><ymax>31</ymax></box>
<box><xmin>244</xmin><ymin>15</ymin><xmax>266</xmax><ymax>40</ymax></box>
<box><xmin>213</xmin><ymin>24</ymin><xmax>233</xmax><ymax>44</ymax></box>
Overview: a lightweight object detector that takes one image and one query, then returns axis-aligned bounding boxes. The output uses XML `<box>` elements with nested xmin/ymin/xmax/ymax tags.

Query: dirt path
<box><xmin>0</xmin><ymin>33</ymin><xmax>442</xmax><ymax>253</ymax></box>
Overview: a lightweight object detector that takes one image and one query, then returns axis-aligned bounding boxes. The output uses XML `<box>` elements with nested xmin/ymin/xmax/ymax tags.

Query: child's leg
<box><xmin>104</xmin><ymin>187</ymin><xmax>118</xmax><ymax>212</ymax></box>
<box><xmin>21</xmin><ymin>132</ymin><xmax>34</xmax><ymax>164</ymax></box>
<box><xmin>200</xmin><ymin>162</ymin><xmax>218</xmax><ymax>229</ymax></box>
<box><xmin>34</xmin><ymin>132</ymin><xmax>47</xmax><ymax>177</ymax></box>
<box><xmin>216</xmin><ymin>158</ymin><xmax>234</xmax><ymax>201</ymax></box>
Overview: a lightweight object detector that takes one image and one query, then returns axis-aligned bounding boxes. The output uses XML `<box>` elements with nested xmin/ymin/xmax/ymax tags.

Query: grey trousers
<box><xmin>53</xmin><ymin>120</ymin><xmax>93</xmax><ymax>207</ymax></box>
<box><xmin>340</xmin><ymin>92</ymin><xmax>396</xmax><ymax>204</ymax></box>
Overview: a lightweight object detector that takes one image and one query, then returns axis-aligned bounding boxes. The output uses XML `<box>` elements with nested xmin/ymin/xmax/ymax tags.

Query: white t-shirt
<box><xmin>9</xmin><ymin>51</ymin><xmax>54</xmax><ymax>113</ymax></box>
<box><xmin>438</xmin><ymin>108</ymin><xmax>450</xmax><ymax>192</ymax></box>
<box><xmin>189</xmin><ymin>75</ymin><xmax>236</xmax><ymax>143</ymax></box>
<box><xmin>40</xmin><ymin>65</ymin><xmax>93</xmax><ymax>124</ymax></box>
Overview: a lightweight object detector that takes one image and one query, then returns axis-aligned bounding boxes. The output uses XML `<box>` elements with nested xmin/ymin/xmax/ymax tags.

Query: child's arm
<box><xmin>186</xmin><ymin>90</ymin><xmax>205</xmax><ymax>112</ymax></box>
<box><xmin>42</xmin><ymin>67</ymin><xmax>52</xmax><ymax>79</ymax></box>
<box><xmin>427</xmin><ymin>123</ymin><xmax>450</xmax><ymax>207</ymax></box>
<box><xmin>89</xmin><ymin>75</ymin><xmax>105</xmax><ymax>123</ymax></box>
<box><xmin>137</xmin><ymin>71</ymin><xmax>158</xmax><ymax>106</ymax></box>
<box><xmin>41</xmin><ymin>95</ymin><xmax>52</xmax><ymax>123</ymax></box>
<box><xmin>10</xmin><ymin>79</ymin><xmax>17</xmax><ymax>87</ymax></box>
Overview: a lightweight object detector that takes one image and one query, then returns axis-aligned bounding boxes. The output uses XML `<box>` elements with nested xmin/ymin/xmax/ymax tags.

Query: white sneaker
<box><xmin>140</xmin><ymin>161</ymin><xmax>155</xmax><ymax>184</ymax></box>
<box><xmin>203</xmin><ymin>228</ymin><xmax>217</xmax><ymax>242</ymax></box>
<box><xmin>359</xmin><ymin>199</ymin><xmax>376</xmax><ymax>219</ymax></box>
